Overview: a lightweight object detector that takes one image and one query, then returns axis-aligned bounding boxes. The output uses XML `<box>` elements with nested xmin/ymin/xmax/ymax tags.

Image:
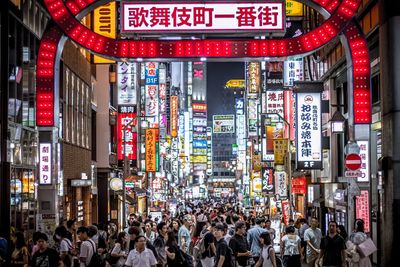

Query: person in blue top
<box><xmin>247</xmin><ymin>217</ymin><xmax>267</xmax><ymax>263</ymax></box>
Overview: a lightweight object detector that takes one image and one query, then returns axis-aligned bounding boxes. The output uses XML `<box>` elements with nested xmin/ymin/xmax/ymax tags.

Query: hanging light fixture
<box><xmin>330</xmin><ymin>110</ymin><xmax>346</xmax><ymax>133</ymax></box>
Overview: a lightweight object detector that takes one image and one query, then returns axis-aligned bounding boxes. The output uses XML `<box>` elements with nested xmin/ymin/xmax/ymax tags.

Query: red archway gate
<box><xmin>36</xmin><ymin>0</ymin><xmax>371</xmax><ymax>127</ymax></box>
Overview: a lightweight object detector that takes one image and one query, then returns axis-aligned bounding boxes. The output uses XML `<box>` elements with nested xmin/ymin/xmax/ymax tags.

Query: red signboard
<box><xmin>117</xmin><ymin>109</ymin><xmax>137</xmax><ymax>160</ymax></box>
<box><xmin>282</xmin><ymin>200</ymin><xmax>290</xmax><ymax>225</ymax></box>
<box><xmin>292</xmin><ymin>176</ymin><xmax>306</xmax><ymax>194</ymax></box>
<box><xmin>345</xmin><ymin>153</ymin><xmax>362</xmax><ymax>171</ymax></box>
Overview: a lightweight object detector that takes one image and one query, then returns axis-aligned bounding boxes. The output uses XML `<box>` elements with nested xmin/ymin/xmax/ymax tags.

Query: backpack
<box><xmin>86</xmin><ymin>240</ymin><xmax>103</xmax><ymax>267</ymax></box>
<box><xmin>193</xmin><ymin>236</ymin><xmax>206</xmax><ymax>261</ymax></box>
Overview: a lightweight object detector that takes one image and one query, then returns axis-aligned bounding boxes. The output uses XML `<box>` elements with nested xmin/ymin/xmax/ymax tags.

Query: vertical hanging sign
<box><xmin>118</xmin><ymin>62</ymin><xmax>137</xmax><ymax>105</ymax></box>
<box><xmin>274</xmin><ymin>171</ymin><xmax>287</xmax><ymax>198</ymax></box>
<box><xmin>145</xmin><ymin>62</ymin><xmax>159</xmax><ymax>117</ymax></box>
<box><xmin>39</xmin><ymin>143</ymin><xmax>52</xmax><ymax>185</ymax></box>
<box><xmin>357</xmin><ymin>140</ymin><xmax>370</xmax><ymax>182</ymax></box>
<box><xmin>170</xmin><ymin>96</ymin><xmax>178</xmax><ymax>137</ymax></box>
<box><xmin>262</xmin><ymin>167</ymin><xmax>275</xmax><ymax>194</ymax></box>
<box><xmin>247</xmin><ymin>62</ymin><xmax>261</xmax><ymax>96</ymax></box>
<box><xmin>284</xmin><ymin>59</ymin><xmax>303</xmax><ymax>87</ymax></box>
<box><xmin>296</xmin><ymin>90</ymin><xmax>322</xmax><ymax>169</ymax></box>
<box><xmin>93</xmin><ymin>2</ymin><xmax>116</xmax><ymax>63</ymax></box>
<box><xmin>145</xmin><ymin>128</ymin><xmax>158</xmax><ymax>172</ymax></box>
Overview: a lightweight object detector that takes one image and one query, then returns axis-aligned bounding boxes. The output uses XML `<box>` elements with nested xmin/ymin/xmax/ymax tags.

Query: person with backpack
<box><xmin>255</xmin><ymin>232</ymin><xmax>277</xmax><ymax>267</ymax></box>
<box><xmin>59</xmin><ymin>225</ymin><xmax>77</xmax><ymax>267</ymax></box>
<box><xmin>78</xmin><ymin>226</ymin><xmax>101</xmax><ymax>267</ymax></box>
<box><xmin>214</xmin><ymin>223</ymin><xmax>234</xmax><ymax>267</ymax></box>
<box><xmin>193</xmin><ymin>223</ymin><xmax>215</xmax><ymax>267</ymax></box>
<box><xmin>280</xmin><ymin>226</ymin><xmax>301</xmax><ymax>267</ymax></box>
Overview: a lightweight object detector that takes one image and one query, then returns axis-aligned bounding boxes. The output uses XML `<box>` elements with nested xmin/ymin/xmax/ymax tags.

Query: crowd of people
<box><xmin>0</xmin><ymin>201</ymin><xmax>375</xmax><ymax>267</ymax></box>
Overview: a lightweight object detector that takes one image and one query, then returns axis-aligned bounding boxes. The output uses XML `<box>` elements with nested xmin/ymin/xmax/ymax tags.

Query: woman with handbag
<box><xmin>165</xmin><ymin>231</ymin><xmax>190</xmax><ymax>267</ymax></box>
<box><xmin>348</xmin><ymin>220</ymin><xmax>374</xmax><ymax>267</ymax></box>
<box><xmin>108</xmin><ymin>232</ymin><xmax>127</xmax><ymax>267</ymax></box>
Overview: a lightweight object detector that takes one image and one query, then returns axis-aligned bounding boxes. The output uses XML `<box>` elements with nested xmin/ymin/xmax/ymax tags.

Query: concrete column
<box><xmin>379</xmin><ymin>0</ymin><xmax>400</xmax><ymax>265</ymax></box>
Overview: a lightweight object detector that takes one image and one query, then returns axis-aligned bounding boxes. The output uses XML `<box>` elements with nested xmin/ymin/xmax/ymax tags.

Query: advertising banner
<box><xmin>262</xmin><ymin>167</ymin><xmax>275</xmax><ymax>194</ymax></box>
<box><xmin>145</xmin><ymin>62</ymin><xmax>159</xmax><ymax>117</ymax></box>
<box><xmin>93</xmin><ymin>2</ymin><xmax>116</xmax><ymax>63</ymax></box>
<box><xmin>261</xmin><ymin>114</ymin><xmax>285</xmax><ymax>161</ymax></box>
<box><xmin>247</xmin><ymin>62</ymin><xmax>261</xmax><ymax>95</ymax></box>
<box><xmin>296</xmin><ymin>92</ymin><xmax>322</xmax><ymax>169</ymax></box>
<box><xmin>273</xmin><ymin>138</ymin><xmax>289</xmax><ymax>165</ymax></box>
<box><xmin>284</xmin><ymin>58</ymin><xmax>303</xmax><ymax>87</ymax></box>
<box><xmin>170</xmin><ymin>96</ymin><xmax>178</xmax><ymax>137</ymax></box>
<box><xmin>117</xmin><ymin>107</ymin><xmax>137</xmax><ymax>160</ymax></box>
<box><xmin>274</xmin><ymin>171</ymin><xmax>287</xmax><ymax>198</ymax></box>
<box><xmin>356</xmin><ymin>190</ymin><xmax>370</xmax><ymax>233</ymax></box>
<box><xmin>292</xmin><ymin>176</ymin><xmax>306</xmax><ymax>194</ymax></box>
<box><xmin>145</xmin><ymin>129</ymin><xmax>158</xmax><ymax>172</ymax></box>
<box><xmin>122</xmin><ymin>2</ymin><xmax>285</xmax><ymax>33</ymax></box>
<box><xmin>39</xmin><ymin>143</ymin><xmax>52</xmax><ymax>185</ymax></box>
<box><xmin>118</xmin><ymin>62</ymin><xmax>137</xmax><ymax>105</ymax></box>
<box><xmin>213</xmin><ymin>115</ymin><xmax>235</xmax><ymax>134</ymax></box>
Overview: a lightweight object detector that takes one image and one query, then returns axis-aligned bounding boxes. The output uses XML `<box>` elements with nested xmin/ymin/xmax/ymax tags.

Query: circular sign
<box><xmin>109</xmin><ymin>177</ymin><xmax>123</xmax><ymax>191</ymax></box>
<box><xmin>345</xmin><ymin>153</ymin><xmax>362</xmax><ymax>171</ymax></box>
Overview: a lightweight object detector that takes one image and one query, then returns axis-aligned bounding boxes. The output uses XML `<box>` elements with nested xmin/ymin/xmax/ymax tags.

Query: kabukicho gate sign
<box><xmin>37</xmin><ymin>0</ymin><xmax>371</xmax><ymax>129</ymax></box>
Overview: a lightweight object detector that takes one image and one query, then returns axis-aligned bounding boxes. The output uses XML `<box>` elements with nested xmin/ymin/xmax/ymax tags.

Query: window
<box><xmin>371</xmin><ymin>74</ymin><xmax>380</xmax><ymax>104</ymax></box>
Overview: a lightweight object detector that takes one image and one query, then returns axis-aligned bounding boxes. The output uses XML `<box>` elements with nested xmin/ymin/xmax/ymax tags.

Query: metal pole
<box><xmin>123</xmin><ymin>129</ymin><xmax>127</xmax><ymax>229</ymax></box>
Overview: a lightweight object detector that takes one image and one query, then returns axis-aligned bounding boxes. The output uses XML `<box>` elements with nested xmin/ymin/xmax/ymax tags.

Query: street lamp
<box><xmin>330</xmin><ymin>110</ymin><xmax>346</xmax><ymax>133</ymax></box>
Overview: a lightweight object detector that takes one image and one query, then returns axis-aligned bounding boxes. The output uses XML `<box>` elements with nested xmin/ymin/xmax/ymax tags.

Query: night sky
<box><xmin>207</xmin><ymin>62</ymin><xmax>245</xmax><ymax>120</ymax></box>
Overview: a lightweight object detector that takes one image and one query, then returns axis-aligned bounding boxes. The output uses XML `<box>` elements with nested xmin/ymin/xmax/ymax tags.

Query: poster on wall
<box><xmin>296</xmin><ymin>91</ymin><xmax>322</xmax><ymax>169</ymax></box>
<box><xmin>356</xmin><ymin>190</ymin><xmax>370</xmax><ymax>233</ymax></box>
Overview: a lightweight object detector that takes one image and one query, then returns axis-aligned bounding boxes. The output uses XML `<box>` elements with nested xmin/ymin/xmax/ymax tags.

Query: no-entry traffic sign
<box><xmin>345</xmin><ymin>153</ymin><xmax>362</xmax><ymax>171</ymax></box>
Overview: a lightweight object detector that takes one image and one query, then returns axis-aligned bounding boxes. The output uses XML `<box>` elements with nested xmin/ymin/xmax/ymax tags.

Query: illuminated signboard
<box><xmin>262</xmin><ymin>167</ymin><xmax>275</xmax><ymax>194</ymax></box>
<box><xmin>292</xmin><ymin>176</ymin><xmax>306</xmax><ymax>194</ymax></box>
<box><xmin>117</xmin><ymin>106</ymin><xmax>137</xmax><ymax>161</ymax></box>
<box><xmin>118</xmin><ymin>62</ymin><xmax>137</xmax><ymax>105</ymax></box>
<box><xmin>122</xmin><ymin>2</ymin><xmax>285</xmax><ymax>33</ymax></box>
<box><xmin>286</xmin><ymin>0</ymin><xmax>303</xmax><ymax>17</ymax></box>
<box><xmin>284</xmin><ymin>58</ymin><xmax>304</xmax><ymax>87</ymax></box>
<box><xmin>213</xmin><ymin>115</ymin><xmax>235</xmax><ymax>134</ymax></box>
<box><xmin>226</xmin><ymin>79</ymin><xmax>245</xmax><ymax>88</ymax></box>
<box><xmin>145</xmin><ymin>128</ymin><xmax>158</xmax><ymax>172</ymax></box>
<box><xmin>247</xmin><ymin>62</ymin><xmax>261</xmax><ymax>95</ymax></box>
<box><xmin>261</xmin><ymin>114</ymin><xmax>285</xmax><ymax>161</ymax></box>
<box><xmin>296</xmin><ymin>92</ymin><xmax>322</xmax><ymax>169</ymax></box>
<box><xmin>170</xmin><ymin>96</ymin><xmax>178</xmax><ymax>137</ymax></box>
<box><xmin>357</xmin><ymin>140</ymin><xmax>370</xmax><ymax>183</ymax></box>
<box><xmin>39</xmin><ymin>143</ymin><xmax>52</xmax><ymax>185</ymax></box>
<box><xmin>93</xmin><ymin>2</ymin><xmax>116</xmax><ymax>63</ymax></box>
<box><xmin>248</xmin><ymin>99</ymin><xmax>258</xmax><ymax>136</ymax></box>
<box><xmin>193</xmin><ymin>103</ymin><xmax>207</xmax><ymax>112</ymax></box>
<box><xmin>266</xmin><ymin>90</ymin><xmax>285</xmax><ymax>117</ymax></box>
<box><xmin>145</xmin><ymin>62</ymin><xmax>159</xmax><ymax>117</ymax></box>
<box><xmin>356</xmin><ymin>190</ymin><xmax>370</xmax><ymax>233</ymax></box>
<box><xmin>273</xmin><ymin>138</ymin><xmax>289</xmax><ymax>165</ymax></box>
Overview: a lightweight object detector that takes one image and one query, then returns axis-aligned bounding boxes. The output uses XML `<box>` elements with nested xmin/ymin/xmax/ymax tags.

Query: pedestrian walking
<box><xmin>280</xmin><ymin>226</ymin><xmax>301</xmax><ymax>267</ymax></box>
<box><xmin>229</xmin><ymin>221</ymin><xmax>251</xmax><ymax>267</ymax></box>
<box><xmin>247</xmin><ymin>217</ymin><xmax>267</xmax><ymax>264</ymax></box>
<box><xmin>214</xmin><ymin>224</ymin><xmax>234</xmax><ymax>267</ymax></box>
<box><xmin>304</xmin><ymin>217</ymin><xmax>322</xmax><ymax>267</ymax></box>
<box><xmin>153</xmin><ymin>222</ymin><xmax>169</xmax><ymax>267</ymax></box>
<box><xmin>347</xmin><ymin>219</ymin><xmax>373</xmax><ymax>267</ymax></box>
<box><xmin>107</xmin><ymin>232</ymin><xmax>127</xmax><ymax>267</ymax></box>
<box><xmin>125</xmin><ymin>235</ymin><xmax>157</xmax><ymax>267</ymax></box>
<box><xmin>255</xmin><ymin>232</ymin><xmax>277</xmax><ymax>267</ymax></box>
<box><xmin>11</xmin><ymin>232</ymin><xmax>29</xmax><ymax>267</ymax></box>
<box><xmin>30</xmin><ymin>232</ymin><xmax>63</xmax><ymax>267</ymax></box>
<box><xmin>318</xmin><ymin>221</ymin><xmax>346</xmax><ymax>267</ymax></box>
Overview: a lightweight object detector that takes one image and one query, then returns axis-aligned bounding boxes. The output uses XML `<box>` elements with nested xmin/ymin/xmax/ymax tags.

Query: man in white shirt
<box><xmin>77</xmin><ymin>226</ymin><xmax>95</xmax><ymax>267</ymax></box>
<box><xmin>304</xmin><ymin>217</ymin><xmax>322</xmax><ymax>267</ymax></box>
<box><xmin>125</xmin><ymin>235</ymin><xmax>157</xmax><ymax>267</ymax></box>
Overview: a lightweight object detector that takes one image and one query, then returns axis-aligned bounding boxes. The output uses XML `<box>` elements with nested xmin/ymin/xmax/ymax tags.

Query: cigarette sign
<box><xmin>122</xmin><ymin>2</ymin><xmax>285</xmax><ymax>33</ymax></box>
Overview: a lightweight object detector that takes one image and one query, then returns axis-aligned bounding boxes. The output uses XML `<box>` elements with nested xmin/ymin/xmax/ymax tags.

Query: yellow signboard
<box><xmin>226</xmin><ymin>79</ymin><xmax>245</xmax><ymax>89</ymax></box>
<box><xmin>145</xmin><ymin>129</ymin><xmax>158</xmax><ymax>172</ymax></box>
<box><xmin>93</xmin><ymin>2</ymin><xmax>116</xmax><ymax>63</ymax></box>
<box><xmin>286</xmin><ymin>0</ymin><xmax>303</xmax><ymax>17</ymax></box>
<box><xmin>273</xmin><ymin>138</ymin><xmax>289</xmax><ymax>165</ymax></box>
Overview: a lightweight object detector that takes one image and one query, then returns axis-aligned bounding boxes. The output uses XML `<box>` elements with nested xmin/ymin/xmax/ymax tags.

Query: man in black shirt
<box><xmin>214</xmin><ymin>223</ymin><xmax>233</xmax><ymax>267</ymax></box>
<box><xmin>229</xmin><ymin>221</ymin><xmax>251</xmax><ymax>267</ymax></box>
<box><xmin>31</xmin><ymin>232</ymin><xmax>63</xmax><ymax>267</ymax></box>
<box><xmin>319</xmin><ymin>221</ymin><xmax>346</xmax><ymax>267</ymax></box>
